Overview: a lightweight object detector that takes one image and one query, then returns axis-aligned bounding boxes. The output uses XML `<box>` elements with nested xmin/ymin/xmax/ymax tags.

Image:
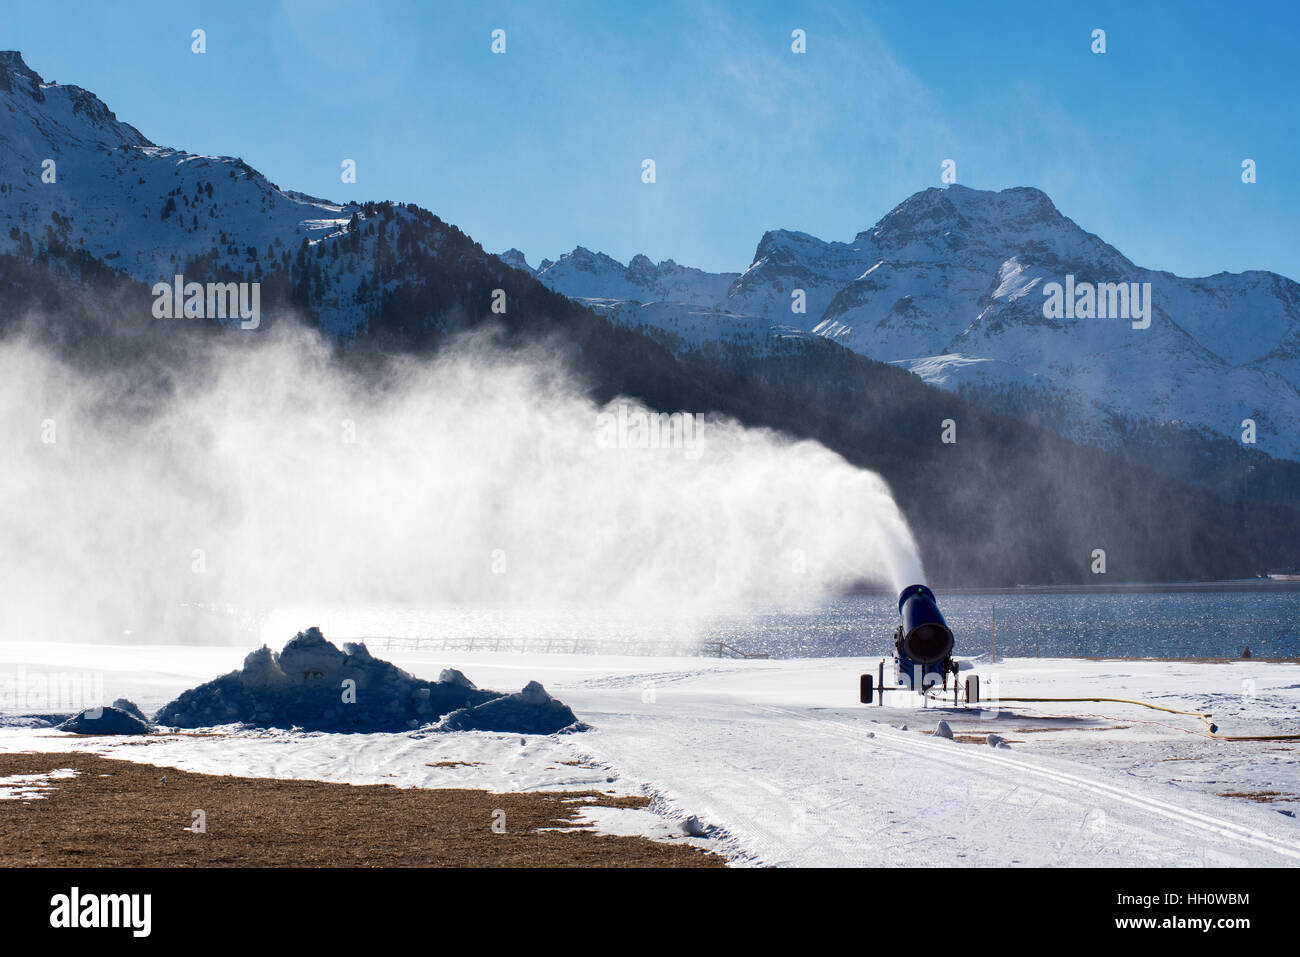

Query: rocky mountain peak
<box><xmin>0</xmin><ymin>50</ymin><xmax>153</xmax><ymax>148</ymax></box>
<box><xmin>497</xmin><ymin>248</ymin><xmax>534</xmax><ymax>274</ymax></box>
<box><xmin>0</xmin><ymin>50</ymin><xmax>44</xmax><ymax>95</ymax></box>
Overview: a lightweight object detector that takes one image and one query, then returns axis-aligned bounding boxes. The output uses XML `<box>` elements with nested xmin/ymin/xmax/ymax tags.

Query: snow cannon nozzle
<box><xmin>897</xmin><ymin>584</ymin><xmax>954</xmax><ymax>665</ymax></box>
<box><xmin>860</xmin><ymin>585</ymin><xmax>976</xmax><ymax>707</ymax></box>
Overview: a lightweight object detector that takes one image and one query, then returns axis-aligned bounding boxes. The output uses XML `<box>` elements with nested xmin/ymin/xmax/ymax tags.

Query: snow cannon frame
<box><xmin>859</xmin><ymin>584</ymin><xmax>980</xmax><ymax>707</ymax></box>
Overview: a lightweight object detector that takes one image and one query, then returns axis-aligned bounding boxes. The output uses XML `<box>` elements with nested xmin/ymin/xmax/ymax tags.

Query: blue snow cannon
<box><xmin>897</xmin><ymin>583</ymin><xmax>954</xmax><ymax>668</ymax></box>
<box><xmin>859</xmin><ymin>585</ymin><xmax>977</xmax><ymax>705</ymax></box>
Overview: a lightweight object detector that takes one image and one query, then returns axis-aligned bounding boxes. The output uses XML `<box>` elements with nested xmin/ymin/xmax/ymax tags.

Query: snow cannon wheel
<box><xmin>860</xmin><ymin>674</ymin><xmax>874</xmax><ymax>704</ymax></box>
<box><xmin>965</xmin><ymin>675</ymin><xmax>979</xmax><ymax>705</ymax></box>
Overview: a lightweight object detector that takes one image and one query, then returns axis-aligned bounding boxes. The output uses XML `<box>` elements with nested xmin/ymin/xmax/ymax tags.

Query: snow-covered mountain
<box><xmin>0</xmin><ymin>53</ymin><xmax>355</xmax><ymax>280</ymax></box>
<box><xmin>801</xmin><ymin>187</ymin><xmax>1300</xmax><ymax>460</ymax></box>
<box><xmin>520</xmin><ymin>183</ymin><xmax>1300</xmax><ymax>460</ymax></box>
<box><xmin>577</xmin><ymin>297</ymin><xmax>816</xmax><ymax>355</ymax></box>
<box><xmin>509</xmin><ymin>245</ymin><xmax>739</xmax><ymax>307</ymax></box>
<box><xmin>0</xmin><ymin>51</ymin><xmax>496</xmax><ymax>338</ymax></box>
<box><xmin>14</xmin><ymin>42</ymin><xmax>1290</xmax><ymax>460</ymax></box>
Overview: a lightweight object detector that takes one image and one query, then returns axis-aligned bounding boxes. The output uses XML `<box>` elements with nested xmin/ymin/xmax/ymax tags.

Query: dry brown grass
<box><xmin>1004</xmin><ymin>725</ymin><xmax>1131</xmax><ymax>733</ymax></box>
<box><xmin>948</xmin><ymin>734</ymin><xmax>1021</xmax><ymax>745</ymax></box>
<box><xmin>0</xmin><ymin>752</ymin><xmax>724</xmax><ymax>868</ymax></box>
<box><xmin>930</xmin><ymin>724</ymin><xmax>1129</xmax><ymax>745</ymax></box>
<box><xmin>1216</xmin><ymin>790</ymin><xmax>1293</xmax><ymax>804</ymax></box>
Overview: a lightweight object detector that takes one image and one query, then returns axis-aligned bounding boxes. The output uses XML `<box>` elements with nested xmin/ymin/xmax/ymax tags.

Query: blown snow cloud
<box><xmin>0</xmin><ymin>323</ymin><xmax>923</xmax><ymax>644</ymax></box>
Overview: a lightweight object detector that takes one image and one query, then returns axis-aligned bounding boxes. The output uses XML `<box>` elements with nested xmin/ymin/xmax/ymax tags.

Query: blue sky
<box><xmin>9</xmin><ymin>0</ymin><xmax>1298</xmax><ymax>278</ymax></box>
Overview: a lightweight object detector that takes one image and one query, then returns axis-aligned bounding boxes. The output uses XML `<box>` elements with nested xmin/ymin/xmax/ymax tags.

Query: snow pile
<box><xmin>153</xmin><ymin>628</ymin><xmax>501</xmax><ymax>732</ymax></box>
<box><xmin>58</xmin><ymin>705</ymin><xmax>152</xmax><ymax>735</ymax></box>
<box><xmin>111</xmin><ymin>698</ymin><xmax>148</xmax><ymax>722</ymax></box>
<box><xmin>153</xmin><ymin>628</ymin><xmax>585</xmax><ymax>735</ymax></box>
<box><xmin>434</xmin><ymin>680</ymin><xmax>585</xmax><ymax>735</ymax></box>
<box><xmin>680</xmin><ymin>814</ymin><xmax>711</xmax><ymax>837</ymax></box>
<box><xmin>0</xmin><ymin>715</ymin><xmax>60</xmax><ymax>729</ymax></box>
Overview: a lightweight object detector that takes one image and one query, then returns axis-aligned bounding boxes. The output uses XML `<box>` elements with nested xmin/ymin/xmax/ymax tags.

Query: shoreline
<box><xmin>849</xmin><ymin>579</ymin><xmax>1300</xmax><ymax>596</ymax></box>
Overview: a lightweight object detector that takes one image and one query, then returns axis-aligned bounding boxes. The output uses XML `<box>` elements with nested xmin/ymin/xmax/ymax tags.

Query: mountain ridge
<box><xmin>517</xmin><ymin>181</ymin><xmax>1300</xmax><ymax>460</ymax></box>
<box><xmin>3</xmin><ymin>50</ymin><xmax>1297</xmax><ymax>586</ymax></box>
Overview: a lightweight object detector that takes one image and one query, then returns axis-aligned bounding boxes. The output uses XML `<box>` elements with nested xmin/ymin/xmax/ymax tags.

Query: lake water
<box><xmin>263</xmin><ymin>588</ymin><xmax>1300</xmax><ymax>660</ymax></box>
<box><xmin>703</xmin><ymin>591</ymin><xmax>1300</xmax><ymax>659</ymax></box>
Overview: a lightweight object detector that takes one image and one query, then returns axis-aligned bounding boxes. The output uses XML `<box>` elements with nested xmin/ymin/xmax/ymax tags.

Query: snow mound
<box><xmin>153</xmin><ymin>627</ymin><xmax>503</xmax><ymax>732</ymax></box>
<box><xmin>58</xmin><ymin>705</ymin><xmax>152</xmax><ymax>735</ymax></box>
<box><xmin>111</xmin><ymin>698</ymin><xmax>148</xmax><ymax>722</ymax></box>
<box><xmin>680</xmin><ymin>815</ymin><xmax>711</xmax><ymax>837</ymax></box>
<box><xmin>0</xmin><ymin>715</ymin><xmax>60</xmax><ymax>729</ymax></box>
<box><xmin>434</xmin><ymin>680</ymin><xmax>585</xmax><ymax>735</ymax></box>
<box><xmin>439</xmin><ymin>668</ymin><xmax>477</xmax><ymax>689</ymax></box>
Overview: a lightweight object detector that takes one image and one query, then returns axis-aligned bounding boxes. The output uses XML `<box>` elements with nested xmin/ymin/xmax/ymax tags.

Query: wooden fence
<box><xmin>353</xmin><ymin>636</ymin><xmax>769</xmax><ymax>659</ymax></box>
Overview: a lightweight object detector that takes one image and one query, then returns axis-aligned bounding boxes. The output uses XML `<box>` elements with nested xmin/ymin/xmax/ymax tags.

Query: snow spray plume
<box><xmin>0</xmin><ymin>321</ymin><xmax>924</xmax><ymax>643</ymax></box>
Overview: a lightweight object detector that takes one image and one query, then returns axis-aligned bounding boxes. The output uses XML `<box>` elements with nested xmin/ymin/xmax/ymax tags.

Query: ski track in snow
<box><xmin>576</xmin><ymin>695</ymin><xmax>1300</xmax><ymax>867</ymax></box>
<box><xmin>763</xmin><ymin>705</ymin><xmax>1300</xmax><ymax>864</ymax></box>
<box><xmin>3</xmin><ymin>643</ymin><xmax>1300</xmax><ymax>866</ymax></box>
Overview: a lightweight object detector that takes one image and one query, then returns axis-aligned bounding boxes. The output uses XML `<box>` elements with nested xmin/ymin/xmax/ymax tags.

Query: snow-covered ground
<box><xmin>3</xmin><ymin>640</ymin><xmax>1300</xmax><ymax>867</ymax></box>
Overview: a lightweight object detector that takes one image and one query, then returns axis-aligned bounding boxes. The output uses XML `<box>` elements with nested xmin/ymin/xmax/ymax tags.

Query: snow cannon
<box><xmin>859</xmin><ymin>585</ymin><xmax>979</xmax><ymax>706</ymax></box>
<box><xmin>897</xmin><ymin>584</ymin><xmax>954</xmax><ymax>666</ymax></box>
